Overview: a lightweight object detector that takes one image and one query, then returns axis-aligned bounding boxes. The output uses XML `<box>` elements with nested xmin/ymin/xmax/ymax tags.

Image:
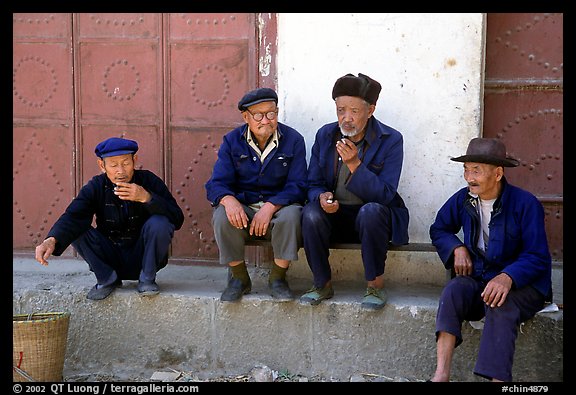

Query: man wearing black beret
<box><xmin>205</xmin><ymin>87</ymin><xmax>308</xmax><ymax>302</ymax></box>
<box><xmin>300</xmin><ymin>73</ymin><xmax>410</xmax><ymax>310</ymax></box>
<box><xmin>35</xmin><ymin>137</ymin><xmax>184</xmax><ymax>300</ymax></box>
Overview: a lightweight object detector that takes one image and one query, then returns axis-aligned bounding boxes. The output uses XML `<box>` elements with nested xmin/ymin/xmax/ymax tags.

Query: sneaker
<box><xmin>269</xmin><ymin>279</ymin><xmax>294</xmax><ymax>302</ymax></box>
<box><xmin>361</xmin><ymin>287</ymin><xmax>387</xmax><ymax>310</ymax></box>
<box><xmin>137</xmin><ymin>281</ymin><xmax>160</xmax><ymax>297</ymax></box>
<box><xmin>86</xmin><ymin>279</ymin><xmax>122</xmax><ymax>300</ymax></box>
<box><xmin>299</xmin><ymin>284</ymin><xmax>334</xmax><ymax>305</ymax></box>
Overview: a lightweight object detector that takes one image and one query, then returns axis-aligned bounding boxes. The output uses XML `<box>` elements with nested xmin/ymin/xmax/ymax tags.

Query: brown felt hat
<box><xmin>451</xmin><ymin>138</ymin><xmax>519</xmax><ymax>167</ymax></box>
<box><xmin>332</xmin><ymin>73</ymin><xmax>382</xmax><ymax>105</ymax></box>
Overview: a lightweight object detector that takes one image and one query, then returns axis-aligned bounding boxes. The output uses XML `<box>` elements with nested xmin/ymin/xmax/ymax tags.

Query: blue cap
<box><xmin>95</xmin><ymin>137</ymin><xmax>138</xmax><ymax>158</ymax></box>
<box><xmin>237</xmin><ymin>87</ymin><xmax>278</xmax><ymax>111</ymax></box>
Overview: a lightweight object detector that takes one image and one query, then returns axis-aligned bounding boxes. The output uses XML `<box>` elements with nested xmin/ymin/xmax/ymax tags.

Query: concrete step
<box><xmin>13</xmin><ymin>255</ymin><xmax>562</xmax><ymax>382</ymax></box>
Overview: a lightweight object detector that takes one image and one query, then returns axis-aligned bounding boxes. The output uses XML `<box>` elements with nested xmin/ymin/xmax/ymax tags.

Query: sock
<box><xmin>230</xmin><ymin>262</ymin><xmax>250</xmax><ymax>285</ymax></box>
<box><xmin>269</xmin><ymin>263</ymin><xmax>288</xmax><ymax>284</ymax></box>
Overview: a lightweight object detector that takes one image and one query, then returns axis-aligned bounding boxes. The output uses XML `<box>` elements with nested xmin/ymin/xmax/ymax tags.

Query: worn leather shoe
<box><xmin>269</xmin><ymin>279</ymin><xmax>294</xmax><ymax>302</ymax></box>
<box><xmin>86</xmin><ymin>279</ymin><xmax>122</xmax><ymax>301</ymax></box>
<box><xmin>137</xmin><ymin>281</ymin><xmax>160</xmax><ymax>297</ymax></box>
<box><xmin>220</xmin><ymin>277</ymin><xmax>251</xmax><ymax>302</ymax></box>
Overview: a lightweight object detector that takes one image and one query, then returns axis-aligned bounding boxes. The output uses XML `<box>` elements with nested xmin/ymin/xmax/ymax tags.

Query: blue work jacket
<box><xmin>429</xmin><ymin>177</ymin><xmax>552</xmax><ymax>298</ymax></box>
<box><xmin>205</xmin><ymin>122</ymin><xmax>308</xmax><ymax>207</ymax></box>
<box><xmin>47</xmin><ymin>170</ymin><xmax>184</xmax><ymax>255</ymax></box>
<box><xmin>306</xmin><ymin>116</ymin><xmax>409</xmax><ymax>245</ymax></box>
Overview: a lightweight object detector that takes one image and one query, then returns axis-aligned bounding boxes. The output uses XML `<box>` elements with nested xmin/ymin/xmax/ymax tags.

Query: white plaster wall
<box><xmin>276</xmin><ymin>13</ymin><xmax>485</xmax><ymax>243</ymax></box>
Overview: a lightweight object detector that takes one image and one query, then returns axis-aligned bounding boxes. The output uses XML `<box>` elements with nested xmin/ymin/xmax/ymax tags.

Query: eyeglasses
<box><xmin>246</xmin><ymin>109</ymin><xmax>278</xmax><ymax>122</ymax></box>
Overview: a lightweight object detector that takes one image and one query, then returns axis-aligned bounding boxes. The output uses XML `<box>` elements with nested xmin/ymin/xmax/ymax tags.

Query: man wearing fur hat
<box><xmin>35</xmin><ymin>137</ymin><xmax>184</xmax><ymax>300</ymax></box>
<box><xmin>300</xmin><ymin>73</ymin><xmax>409</xmax><ymax>310</ymax></box>
<box><xmin>428</xmin><ymin>137</ymin><xmax>552</xmax><ymax>382</ymax></box>
<box><xmin>205</xmin><ymin>87</ymin><xmax>308</xmax><ymax>302</ymax></box>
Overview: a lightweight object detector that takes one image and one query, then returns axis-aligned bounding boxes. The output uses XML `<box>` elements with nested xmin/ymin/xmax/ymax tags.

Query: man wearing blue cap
<box><xmin>205</xmin><ymin>87</ymin><xmax>308</xmax><ymax>302</ymax></box>
<box><xmin>35</xmin><ymin>137</ymin><xmax>184</xmax><ymax>300</ymax></box>
<box><xmin>300</xmin><ymin>73</ymin><xmax>410</xmax><ymax>310</ymax></box>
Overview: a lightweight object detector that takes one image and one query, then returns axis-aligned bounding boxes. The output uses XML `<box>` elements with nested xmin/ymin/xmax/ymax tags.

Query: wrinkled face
<box><xmin>98</xmin><ymin>154</ymin><xmax>136</xmax><ymax>184</ymax></box>
<box><xmin>242</xmin><ymin>100</ymin><xmax>278</xmax><ymax>141</ymax></box>
<box><xmin>335</xmin><ymin>96</ymin><xmax>375</xmax><ymax>137</ymax></box>
<box><xmin>463</xmin><ymin>162</ymin><xmax>503</xmax><ymax>200</ymax></box>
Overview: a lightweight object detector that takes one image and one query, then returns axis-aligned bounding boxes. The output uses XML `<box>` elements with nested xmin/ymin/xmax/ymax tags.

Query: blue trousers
<box><xmin>72</xmin><ymin>215</ymin><xmax>175</xmax><ymax>286</ymax></box>
<box><xmin>301</xmin><ymin>201</ymin><xmax>392</xmax><ymax>288</ymax></box>
<box><xmin>435</xmin><ymin>276</ymin><xmax>546</xmax><ymax>381</ymax></box>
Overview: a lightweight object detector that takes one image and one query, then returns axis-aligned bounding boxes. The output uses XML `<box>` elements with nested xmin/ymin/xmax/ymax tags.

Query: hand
<box><xmin>250</xmin><ymin>202</ymin><xmax>277</xmax><ymax>237</ymax></box>
<box><xmin>336</xmin><ymin>138</ymin><xmax>361</xmax><ymax>173</ymax></box>
<box><xmin>481</xmin><ymin>273</ymin><xmax>513</xmax><ymax>308</ymax></box>
<box><xmin>114</xmin><ymin>182</ymin><xmax>151</xmax><ymax>203</ymax></box>
<box><xmin>221</xmin><ymin>196</ymin><xmax>249</xmax><ymax>230</ymax></box>
<box><xmin>35</xmin><ymin>237</ymin><xmax>56</xmax><ymax>266</ymax></box>
<box><xmin>453</xmin><ymin>246</ymin><xmax>473</xmax><ymax>276</ymax></box>
<box><xmin>320</xmin><ymin>192</ymin><xmax>339</xmax><ymax>213</ymax></box>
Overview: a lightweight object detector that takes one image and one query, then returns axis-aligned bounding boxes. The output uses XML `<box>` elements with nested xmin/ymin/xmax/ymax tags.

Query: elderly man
<box><xmin>300</xmin><ymin>73</ymin><xmax>410</xmax><ymax>310</ymax></box>
<box><xmin>205</xmin><ymin>87</ymin><xmax>308</xmax><ymax>302</ymax></box>
<box><xmin>35</xmin><ymin>137</ymin><xmax>184</xmax><ymax>300</ymax></box>
<box><xmin>428</xmin><ymin>137</ymin><xmax>552</xmax><ymax>382</ymax></box>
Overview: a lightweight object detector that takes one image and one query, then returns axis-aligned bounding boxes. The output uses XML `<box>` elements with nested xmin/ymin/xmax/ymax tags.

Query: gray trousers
<box><xmin>212</xmin><ymin>203</ymin><xmax>302</xmax><ymax>265</ymax></box>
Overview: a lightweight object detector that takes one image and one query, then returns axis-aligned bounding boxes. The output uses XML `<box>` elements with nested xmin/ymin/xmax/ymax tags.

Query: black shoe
<box><xmin>269</xmin><ymin>279</ymin><xmax>294</xmax><ymax>302</ymax></box>
<box><xmin>137</xmin><ymin>281</ymin><xmax>159</xmax><ymax>297</ymax></box>
<box><xmin>221</xmin><ymin>277</ymin><xmax>251</xmax><ymax>302</ymax></box>
<box><xmin>86</xmin><ymin>279</ymin><xmax>122</xmax><ymax>300</ymax></box>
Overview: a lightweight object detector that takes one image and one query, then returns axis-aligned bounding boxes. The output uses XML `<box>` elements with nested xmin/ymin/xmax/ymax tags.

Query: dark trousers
<box><xmin>301</xmin><ymin>201</ymin><xmax>392</xmax><ymax>288</ymax></box>
<box><xmin>72</xmin><ymin>215</ymin><xmax>175</xmax><ymax>286</ymax></box>
<box><xmin>435</xmin><ymin>276</ymin><xmax>546</xmax><ymax>381</ymax></box>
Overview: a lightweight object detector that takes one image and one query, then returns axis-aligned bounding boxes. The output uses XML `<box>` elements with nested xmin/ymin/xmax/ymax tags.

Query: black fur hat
<box><xmin>332</xmin><ymin>73</ymin><xmax>382</xmax><ymax>105</ymax></box>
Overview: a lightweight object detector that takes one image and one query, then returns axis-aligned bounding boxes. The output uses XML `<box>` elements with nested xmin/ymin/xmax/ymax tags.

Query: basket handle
<box><xmin>13</xmin><ymin>365</ymin><xmax>36</xmax><ymax>382</ymax></box>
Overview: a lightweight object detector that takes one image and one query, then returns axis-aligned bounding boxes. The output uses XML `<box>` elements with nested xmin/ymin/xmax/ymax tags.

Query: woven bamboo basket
<box><xmin>13</xmin><ymin>312</ymin><xmax>70</xmax><ymax>382</ymax></box>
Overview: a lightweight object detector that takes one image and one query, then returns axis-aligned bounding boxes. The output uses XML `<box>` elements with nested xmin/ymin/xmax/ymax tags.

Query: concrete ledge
<box><xmin>13</xmin><ymin>256</ymin><xmax>563</xmax><ymax>382</ymax></box>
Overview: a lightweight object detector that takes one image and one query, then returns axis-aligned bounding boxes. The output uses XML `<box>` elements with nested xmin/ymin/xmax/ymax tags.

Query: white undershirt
<box><xmin>478</xmin><ymin>197</ymin><xmax>496</xmax><ymax>251</ymax></box>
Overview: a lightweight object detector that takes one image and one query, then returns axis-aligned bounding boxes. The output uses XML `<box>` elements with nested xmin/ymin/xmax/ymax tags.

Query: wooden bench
<box><xmin>245</xmin><ymin>239</ymin><xmax>436</xmax><ymax>252</ymax></box>
<box><xmin>244</xmin><ymin>239</ymin><xmax>437</xmax><ymax>266</ymax></box>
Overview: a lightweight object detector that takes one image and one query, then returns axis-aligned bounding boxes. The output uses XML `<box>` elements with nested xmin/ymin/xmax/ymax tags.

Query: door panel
<box><xmin>13</xmin><ymin>13</ymin><xmax>261</xmax><ymax>263</ymax></box>
<box><xmin>484</xmin><ymin>13</ymin><xmax>563</xmax><ymax>261</ymax></box>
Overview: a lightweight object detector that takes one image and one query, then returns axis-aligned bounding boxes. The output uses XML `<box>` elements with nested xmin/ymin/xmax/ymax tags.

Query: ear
<box><xmin>241</xmin><ymin>111</ymin><xmax>249</xmax><ymax>124</ymax></box>
<box><xmin>97</xmin><ymin>158</ymin><xmax>106</xmax><ymax>173</ymax></box>
<box><xmin>495</xmin><ymin>166</ymin><xmax>504</xmax><ymax>181</ymax></box>
<box><xmin>367</xmin><ymin>104</ymin><xmax>376</xmax><ymax>117</ymax></box>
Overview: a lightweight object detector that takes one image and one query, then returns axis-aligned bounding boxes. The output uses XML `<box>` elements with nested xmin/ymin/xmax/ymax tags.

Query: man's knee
<box><xmin>143</xmin><ymin>215</ymin><xmax>175</xmax><ymax>237</ymax></box>
<box><xmin>302</xmin><ymin>202</ymin><xmax>324</xmax><ymax>226</ymax></box>
<box><xmin>358</xmin><ymin>202</ymin><xmax>389</xmax><ymax>223</ymax></box>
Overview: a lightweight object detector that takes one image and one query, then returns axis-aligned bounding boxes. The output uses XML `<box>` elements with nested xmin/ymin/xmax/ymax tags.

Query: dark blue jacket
<box><xmin>429</xmin><ymin>177</ymin><xmax>552</xmax><ymax>298</ymax></box>
<box><xmin>307</xmin><ymin>117</ymin><xmax>409</xmax><ymax>245</ymax></box>
<box><xmin>205</xmin><ymin>122</ymin><xmax>308</xmax><ymax>207</ymax></box>
<box><xmin>47</xmin><ymin>170</ymin><xmax>184</xmax><ymax>255</ymax></box>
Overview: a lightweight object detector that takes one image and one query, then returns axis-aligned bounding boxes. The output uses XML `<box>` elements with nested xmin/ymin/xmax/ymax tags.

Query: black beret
<box><xmin>238</xmin><ymin>87</ymin><xmax>278</xmax><ymax>111</ymax></box>
<box><xmin>95</xmin><ymin>137</ymin><xmax>138</xmax><ymax>158</ymax></box>
<box><xmin>332</xmin><ymin>73</ymin><xmax>382</xmax><ymax>105</ymax></box>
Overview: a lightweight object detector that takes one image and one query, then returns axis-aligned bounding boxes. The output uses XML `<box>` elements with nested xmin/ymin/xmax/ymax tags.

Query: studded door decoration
<box><xmin>13</xmin><ymin>13</ymin><xmax>262</xmax><ymax>264</ymax></box>
<box><xmin>484</xmin><ymin>13</ymin><xmax>563</xmax><ymax>261</ymax></box>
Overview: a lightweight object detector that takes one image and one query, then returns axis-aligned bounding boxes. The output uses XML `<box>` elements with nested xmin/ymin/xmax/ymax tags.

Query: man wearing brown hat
<box><xmin>35</xmin><ymin>137</ymin><xmax>184</xmax><ymax>300</ymax></box>
<box><xmin>205</xmin><ymin>87</ymin><xmax>308</xmax><ymax>302</ymax></box>
<box><xmin>300</xmin><ymin>73</ymin><xmax>409</xmax><ymax>310</ymax></box>
<box><xmin>428</xmin><ymin>137</ymin><xmax>552</xmax><ymax>382</ymax></box>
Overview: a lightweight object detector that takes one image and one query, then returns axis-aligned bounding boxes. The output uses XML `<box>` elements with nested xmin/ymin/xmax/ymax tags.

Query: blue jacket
<box><xmin>307</xmin><ymin>117</ymin><xmax>409</xmax><ymax>245</ymax></box>
<box><xmin>205</xmin><ymin>122</ymin><xmax>308</xmax><ymax>207</ymax></box>
<box><xmin>47</xmin><ymin>170</ymin><xmax>184</xmax><ymax>255</ymax></box>
<box><xmin>429</xmin><ymin>177</ymin><xmax>552</xmax><ymax>298</ymax></box>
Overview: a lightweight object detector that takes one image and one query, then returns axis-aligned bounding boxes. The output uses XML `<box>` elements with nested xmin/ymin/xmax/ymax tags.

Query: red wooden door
<box><xmin>13</xmin><ymin>13</ymin><xmax>265</xmax><ymax>264</ymax></box>
<box><xmin>484</xmin><ymin>13</ymin><xmax>563</xmax><ymax>261</ymax></box>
